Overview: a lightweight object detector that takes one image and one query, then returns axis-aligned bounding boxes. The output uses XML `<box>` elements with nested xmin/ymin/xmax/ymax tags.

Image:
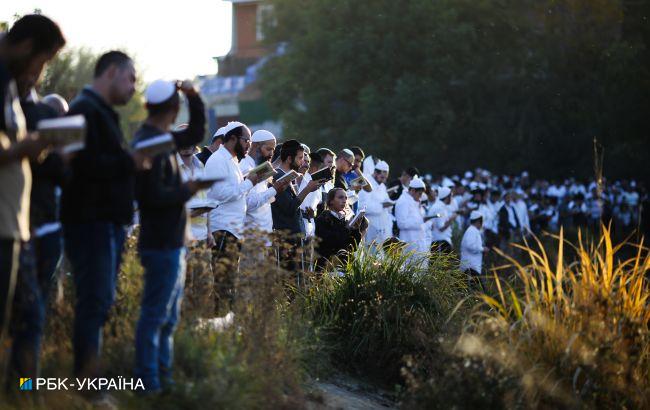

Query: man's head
<box><xmin>350</xmin><ymin>146</ymin><xmax>365</xmax><ymax>168</ymax></box>
<box><xmin>400</xmin><ymin>167</ymin><xmax>420</xmax><ymax>187</ymax></box>
<box><xmin>470</xmin><ymin>211</ymin><xmax>483</xmax><ymax>229</ymax></box>
<box><xmin>210</xmin><ymin>127</ymin><xmax>225</xmax><ymax>151</ymax></box>
<box><xmin>222</xmin><ymin>121</ymin><xmax>251</xmax><ymax>160</ymax></box>
<box><xmin>408</xmin><ymin>177</ymin><xmax>426</xmax><ymax>202</ymax></box>
<box><xmin>280</xmin><ymin>139</ymin><xmax>305</xmax><ymax>171</ymax></box>
<box><xmin>336</xmin><ymin>149</ymin><xmax>355</xmax><ymax>173</ymax></box>
<box><xmin>299</xmin><ymin>143</ymin><xmax>311</xmax><ymax>173</ymax></box>
<box><xmin>173</xmin><ymin>124</ymin><xmax>196</xmax><ymax>158</ymax></box>
<box><xmin>317</xmin><ymin>148</ymin><xmax>335</xmax><ymax>168</ymax></box>
<box><xmin>250</xmin><ymin>130</ymin><xmax>276</xmax><ymax>164</ymax></box>
<box><xmin>93</xmin><ymin>51</ymin><xmax>136</xmax><ymax>106</ymax></box>
<box><xmin>308</xmin><ymin>152</ymin><xmax>323</xmax><ymax>173</ymax></box>
<box><xmin>42</xmin><ymin>93</ymin><xmax>68</xmax><ymax>116</ymax></box>
<box><xmin>1</xmin><ymin>14</ymin><xmax>66</xmax><ymax>98</ymax></box>
<box><xmin>373</xmin><ymin>160</ymin><xmax>389</xmax><ymax>184</ymax></box>
<box><xmin>144</xmin><ymin>79</ymin><xmax>180</xmax><ymax>125</ymax></box>
<box><xmin>438</xmin><ymin>187</ymin><xmax>452</xmax><ymax>205</ymax></box>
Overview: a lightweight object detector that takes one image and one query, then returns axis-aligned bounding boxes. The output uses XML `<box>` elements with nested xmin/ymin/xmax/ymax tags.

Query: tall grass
<box><xmin>443</xmin><ymin>226</ymin><xmax>650</xmax><ymax>408</ymax></box>
<box><xmin>300</xmin><ymin>245</ymin><xmax>469</xmax><ymax>384</ymax></box>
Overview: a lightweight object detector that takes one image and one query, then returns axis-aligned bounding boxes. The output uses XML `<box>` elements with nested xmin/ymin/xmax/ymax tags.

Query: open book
<box><xmin>243</xmin><ymin>161</ymin><xmax>276</xmax><ymax>181</ymax></box>
<box><xmin>186</xmin><ymin>197</ymin><xmax>218</xmax><ymax>210</ymax></box>
<box><xmin>348</xmin><ymin>208</ymin><xmax>366</xmax><ymax>228</ymax></box>
<box><xmin>132</xmin><ymin>133</ymin><xmax>175</xmax><ymax>157</ymax></box>
<box><xmin>350</xmin><ymin>175</ymin><xmax>369</xmax><ymax>188</ymax></box>
<box><xmin>276</xmin><ymin>170</ymin><xmax>300</xmax><ymax>184</ymax></box>
<box><xmin>37</xmin><ymin>114</ymin><xmax>86</xmax><ymax>154</ymax></box>
<box><xmin>386</xmin><ymin>185</ymin><xmax>400</xmax><ymax>194</ymax></box>
<box><xmin>310</xmin><ymin>166</ymin><xmax>334</xmax><ymax>182</ymax></box>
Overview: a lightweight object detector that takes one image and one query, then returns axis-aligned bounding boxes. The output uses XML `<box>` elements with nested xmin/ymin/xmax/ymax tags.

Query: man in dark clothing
<box><xmin>132</xmin><ymin>79</ymin><xmax>211</xmax><ymax>392</ymax></box>
<box><xmin>0</xmin><ymin>14</ymin><xmax>65</xmax><ymax>388</ymax></box>
<box><xmin>61</xmin><ymin>50</ymin><xmax>149</xmax><ymax>380</ymax></box>
<box><xmin>272</xmin><ymin>140</ymin><xmax>323</xmax><ymax>273</ymax></box>
<box><xmin>333</xmin><ymin>149</ymin><xmax>354</xmax><ymax>191</ymax></box>
<box><xmin>387</xmin><ymin>167</ymin><xmax>420</xmax><ymax>201</ymax></box>
<box><xmin>196</xmin><ymin>126</ymin><xmax>224</xmax><ymax>165</ymax></box>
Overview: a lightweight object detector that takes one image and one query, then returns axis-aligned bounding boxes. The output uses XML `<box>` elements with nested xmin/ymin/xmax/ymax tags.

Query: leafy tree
<box><xmin>261</xmin><ymin>0</ymin><xmax>650</xmax><ymax>182</ymax></box>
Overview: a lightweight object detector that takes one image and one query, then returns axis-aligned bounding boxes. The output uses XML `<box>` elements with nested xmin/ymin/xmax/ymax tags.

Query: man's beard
<box><xmin>255</xmin><ymin>152</ymin><xmax>272</xmax><ymax>165</ymax></box>
<box><xmin>235</xmin><ymin>143</ymin><xmax>246</xmax><ymax>161</ymax></box>
<box><xmin>290</xmin><ymin>159</ymin><xmax>301</xmax><ymax>171</ymax></box>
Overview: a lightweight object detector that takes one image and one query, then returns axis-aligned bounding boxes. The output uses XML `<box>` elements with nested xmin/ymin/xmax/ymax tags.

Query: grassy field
<box><xmin>2</xmin><ymin>227</ymin><xmax>648</xmax><ymax>409</ymax></box>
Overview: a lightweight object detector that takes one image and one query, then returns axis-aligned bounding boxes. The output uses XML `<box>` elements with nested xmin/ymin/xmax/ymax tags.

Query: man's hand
<box><xmin>186</xmin><ymin>179</ymin><xmax>215</xmax><ymax>194</ymax></box>
<box><xmin>132</xmin><ymin>151</ymin><xmax>152</xmax><ymax>171</ymax></box>
<box><xmin>304</xmin><ymin>207</ymin><xmax>315</xmax><ymax>220</ymax></box>
<box><xmin>246</xmin><ymin>172</ymin><xmax>261</xmax><ymax>186</ymax></box>
<box><xmin>272</xmin><ymin>177</ymin><xmax>290</xmax><ymax>193</ymax></box>
<box><xmin>178</xmin><ymin>79</ymin><xmax>198</xmax><ymax>97</ymax></box>
<box><xmin>307</xmin><ymin>179</ymin><xmax>326</xmax><ymax>193</ymax></box>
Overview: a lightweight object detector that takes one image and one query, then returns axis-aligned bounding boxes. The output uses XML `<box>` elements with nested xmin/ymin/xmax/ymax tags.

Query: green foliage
<box><xmin>300</xmin><ymin>245</ymin><xmax>469</xmax><ymax>383</ymax></box>
<box><xmin>261</xmin><ymin>0</ymin><xmax>650</xmax><ymax>181</ymax></box>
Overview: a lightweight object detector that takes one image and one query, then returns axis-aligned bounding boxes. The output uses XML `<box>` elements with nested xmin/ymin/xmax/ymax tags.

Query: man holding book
<box><xmin>239</xmin><ymin>129</ymin><xmax>289</xmax><ymax>238</ymax></box>
<box><xmin>204</xmin><ymin>121</ymin><xmax>260</xmax><ymax>308</ymax></box>
<box><xmin>132</xmin><ymin>79</ymin><xmax>212</xmax><ymax>392</ymax></box>
<box><xmin>0</xmin><ymin>13</ymin><xmax>65</xmax><ymax>388</ymax></box>
<box><xmin>61</xmin><ymin>51</ymin><xmax>150</xmax><ymax>382</ymax></box>
<box><xmin>358</xmin><ymin>160</ymin><xmax>392</xmax><ymax>245</ymax></box>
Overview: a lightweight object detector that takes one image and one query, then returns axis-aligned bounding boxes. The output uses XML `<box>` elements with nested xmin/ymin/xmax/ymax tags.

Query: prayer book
<box><xmin>37</xmin><ymin>114</ymin><xmax>86</xmax><ymax>154</ymax></box>
<box><xmin>243</xmin><ymin>161</ymin><xmax>276</xmax><ymax>181</ymax></box>
<box><xmin>348</xmin><ymin>208</ymin><xmax>366</xmax><ymax>228</ymax></box>
<box><xmin>350</xmin><ymin>175</ymin><xmax>369</xmax><ymax>188</ymax></box>
<box><xmin>276</xmin><ymin>170</ymin><xmax>300</xmax><ymax>184</ymax></box>
<box><xmin>310</xmin><ymin>166</ymin><xmax>334</xmax><ymax>182</ymax></box>
<box><xmin>386</xmin><ymin>185</ymin><xmax>399</xmax><ymax>194</ymax></box>
<box><xmin>132</xmin><ymin>133</ymin><xmax>175</xmax><ymax>157</ymax></box>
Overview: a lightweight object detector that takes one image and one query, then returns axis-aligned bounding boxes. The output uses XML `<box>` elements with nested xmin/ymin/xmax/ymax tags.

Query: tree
<box><xmin>261</xmin><ymin>0</ymin><xmax>650</xmax><ymax>182</ymax></box>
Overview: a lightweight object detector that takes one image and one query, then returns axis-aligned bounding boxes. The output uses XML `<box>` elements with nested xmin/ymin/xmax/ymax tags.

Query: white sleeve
<box><xmin>395</xmin><ymin>201</ymin><xmax>421</xmax><ymax>230</ymax></box>
<box><xmin>206</xmin><ymin>159</ymin><xmax>254</xmax><ymax>203</ymax></box>
<box><xmin>246</xmin><ymin>186</ymin><xmax>277</xmax><ymax>212</ymax></box>
<box><xmin>463</xmin><ymin>230</ymin><xmax>483</xmax><ymax>254</ymax></box>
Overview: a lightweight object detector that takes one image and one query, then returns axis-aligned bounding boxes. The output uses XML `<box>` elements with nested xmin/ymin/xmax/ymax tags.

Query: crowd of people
<box><xmin>1</xmin><ymin>14</ymin><xmax>648</xmax><ymax>404</ymax></box>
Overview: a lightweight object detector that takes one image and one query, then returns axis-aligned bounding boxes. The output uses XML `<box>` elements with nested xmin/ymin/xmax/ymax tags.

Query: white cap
<box><xmin>145</xmin><ymin>80</ymin><xmax>176</xmax><ymax>104</ymax></box>
<box><xmin>464</xmin><ymin>171</ymin><xmax>473</xmax><ymax>179</ymax></box>
<box><xmin>409</xmin><ymin>176</ymin><xmax>425</xmax><ymax>189</ymax></box>
<box><xmin>342</xmin><ymin>148</ymin><xmax>354</xmax><ymax>158</ymax></box>
<box><xmin>223</xmin><ymin>121</ymin><xmax>246</xmax><ymax>135</ymax></box>
<box><xmin>301</xmin><ymin>143</ymin><xmax>310</xmax><ymax>154</ymax></box>
<box><xmin>375</xmin><ymin>160</ymin><xmax>389</xmax><ymax>172</ymax></box>
<box><xmin>212</xmin><ymin>126</ymin><xmax>226</xmax><ymax>142</ymax></box>
<box><xmin>470</xmin><ymin>210</ymin><xmax>483</xmax><ymax>221</ymax></box>
<box><xmin>251</xmin><ymin>130</ymin><xmax>276</xmax><ymax>143</ymax></box>
<box><xmin>438</xmin><ymin>186</ymin><xmax>452</xmax><ymax>199</ymax></box>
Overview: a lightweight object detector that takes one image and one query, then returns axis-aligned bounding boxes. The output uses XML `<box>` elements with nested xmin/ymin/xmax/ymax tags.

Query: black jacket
<box><xmin>334</xmin><ymin>170</ymin><xmax>349</xmax><ymax>191</ymax></box>
<box><xmin>271</xmin><ymin>168</ymin><xmax>303</xmax><ymax>234</ymax></box>
<box><xmin>61</xmin><ymin>87</ymin><xmax>135</xmax><ymax>225</ymax></box>
<box><xmin>196</xmin><ymin>146</ymin><xmax>213</xmax><ymax>165</ymax></box>
<box><xmin>21</xmin><ymin>99</ymin><xmax>67</xmax><ymax>228</ymax></box>
<box><xmin>133</xmin><ymin>93</ymin><xmax>205</xmax><ymax>250</ymax></box>
<box><xmin>315</xmin><ymin>210</ymin><xmax>365</xmax><ymax>269</ymax></box>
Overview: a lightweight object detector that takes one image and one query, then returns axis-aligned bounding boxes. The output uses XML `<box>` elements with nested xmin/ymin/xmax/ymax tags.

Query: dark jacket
<box><xmin>315</xmin><ymin>210</ymin><xmax>365</xmax><ymax>269</ymax></box>
<box><xmin>271</xmin><ymin>168</ymin><xmax>303</xmax><ymax>234</ymax></box>
<box><xmin>61</xmin><ymin>87</ymin><xmax>135</xmax><ymax>225</ymax></box>
<box><xmin>21</xmin><ymin>99</ymin><xmax>67</xmax><ymax>228</ymax></box>
<box><xmin>133</xmin><ymin>93</ymin><xmax>205</xmax><ymax>250</ymax></box>
<box><xmin>196</xmin><ymin>146</ymin><xmax>213</xmax><ymax>165</ymax></box>
<box><xmin>334</xmin><ymin>170</ymin><xmax>349</xmax><ymax>191</ymax></box>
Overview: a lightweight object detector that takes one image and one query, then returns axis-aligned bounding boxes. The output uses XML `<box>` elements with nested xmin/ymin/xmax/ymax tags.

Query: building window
<box><xmin>256</xmin><ymin>4</ymin><xmax>275</xmax><ymax>42</ymax></box>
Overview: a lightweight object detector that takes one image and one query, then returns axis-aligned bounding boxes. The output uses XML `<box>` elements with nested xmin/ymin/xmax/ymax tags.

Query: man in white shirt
<box><xmin>460</xmin><ymin>210</ymin><xmax>488</xmax><ymax>291</ymax></box>
<box><xmin>204</xmin><ymin>121</ymin><xmax>261</xmax><ymax>308</ymax></box>
<box><xmin>395</xmin><ymin>177</ymin><xmax>428</xmax><ymax>261</ymax></box>
<box><xmin>358</xmin><ymin>160</ymin><xmax>392</xmax><ymax>245</ymax></box>
<box><xmin>176</xmin><ymin>145</ymin><xmax>213</xmax><ymax>247</ymax></box>
<box><xmin>299</xmin><ymin>152</ymin><xmax>325</xmax><ymax>239</ymax></box>
<box><xmin>429</xmin><ymin>187</ymin><xmax>458</xmax><ymax>254</ymax></box>
<box><xmin>513</xmin><ymin>190</ymin><xmax>531</xmax><ymax>234</ymax></box>
<box><xmin>238</xmin><ymin>130</ymin><xmax>288</xmax><ymax>238</ymax></box>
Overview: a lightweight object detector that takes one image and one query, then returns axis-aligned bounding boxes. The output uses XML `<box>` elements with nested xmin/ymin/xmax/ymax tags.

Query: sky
<box><xmin>3</xmin><ymin>0</ymin><xmax>234</xmax><ymax>82</ymax></box>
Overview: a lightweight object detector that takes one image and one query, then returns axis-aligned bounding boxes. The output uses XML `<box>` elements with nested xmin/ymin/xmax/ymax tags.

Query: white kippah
<box><xmin>223</xmin><ymin>121</ymin><xmax>246</xmax><ymax>135</ymax></box>
<box><xmin>251</xmin><ymin>130</ymin><xmax>276</xmax><ymax>143</ymax></box>
<box><xmin>342</xmin><ymin>148</ymin><xmax>354</xmax><ymax>158</ymax></box>
<box><xmin>145</xmin><ymin>80</ymin><xmax>176</xmax><ymax>104</ymax></box>
<box><xmin>470</xmin><ymin>210</ymin><xmax>483</xmax><ymax>221</ymax></box>
<box><xmin>438</xmin><ymin>186</ymin><xmax>452</xmax><ymax>199</ymax></box>
<box><xmin>409</xmin><ymin>176</ymin><xmax>425</xmax><ymax>189</ymax></box>
<box><xmin>374</xmin><ymin>160</ymin><xmax>389</xmax><ymax>172</ymax></box>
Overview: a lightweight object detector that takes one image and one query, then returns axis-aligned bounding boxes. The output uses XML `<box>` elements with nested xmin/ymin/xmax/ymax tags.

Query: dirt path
<box><xmin>306</xmin><ymin>376</ymin><xmax>395</xmax><ymax>410</ymax></box>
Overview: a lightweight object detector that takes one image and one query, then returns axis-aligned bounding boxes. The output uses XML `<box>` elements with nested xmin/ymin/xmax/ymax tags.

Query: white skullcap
<box><xmin>409</xmin><ymin>177</ymin><xmax>425</xmax><ymax>189</ymax></box>
<box><xmin>342</xmin><ymin>148</ymin><xmax>354</xmax><ymax>158</ymax></box>
<box><xmin>301</xmin><ymin>143</ymin><xmax>310</xmax><ymax>154</ymax></box>
<box><xmin>223</xmin><ymin>121</ymin><xmax>246</xmax><ymax>135</ymax></box>
<box><xmin>464</xmin><ymin>171</ymin><xmax>473</xmax><ymax>179</ymax></box>
<box><xmin>145</xmin><ymin>80</ymin><xmax>176</xmax><ymax>104</ymax></box>
<box><xmin>470</xmin><ymin>210</ymin><xmax>483</xmax><ymax>221</ymax></box>
<box><xmin>212</xmin><ymin>126</ymin><xmax>226</xmax><ymax>142</ymax></box>
<box><xmin>251</xmin><ymin>130</ymin><xmax>276</xmax><ymax>143</ymax></box>
<box><xmin>438</xmin><ymin>186</ymin><xmax>452</xmax><ymax>199</ymax></box>
<box><xmin>374</xmin><ymin>160</ymin><xmax>389</xmax><ymax>172</ymax></box>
